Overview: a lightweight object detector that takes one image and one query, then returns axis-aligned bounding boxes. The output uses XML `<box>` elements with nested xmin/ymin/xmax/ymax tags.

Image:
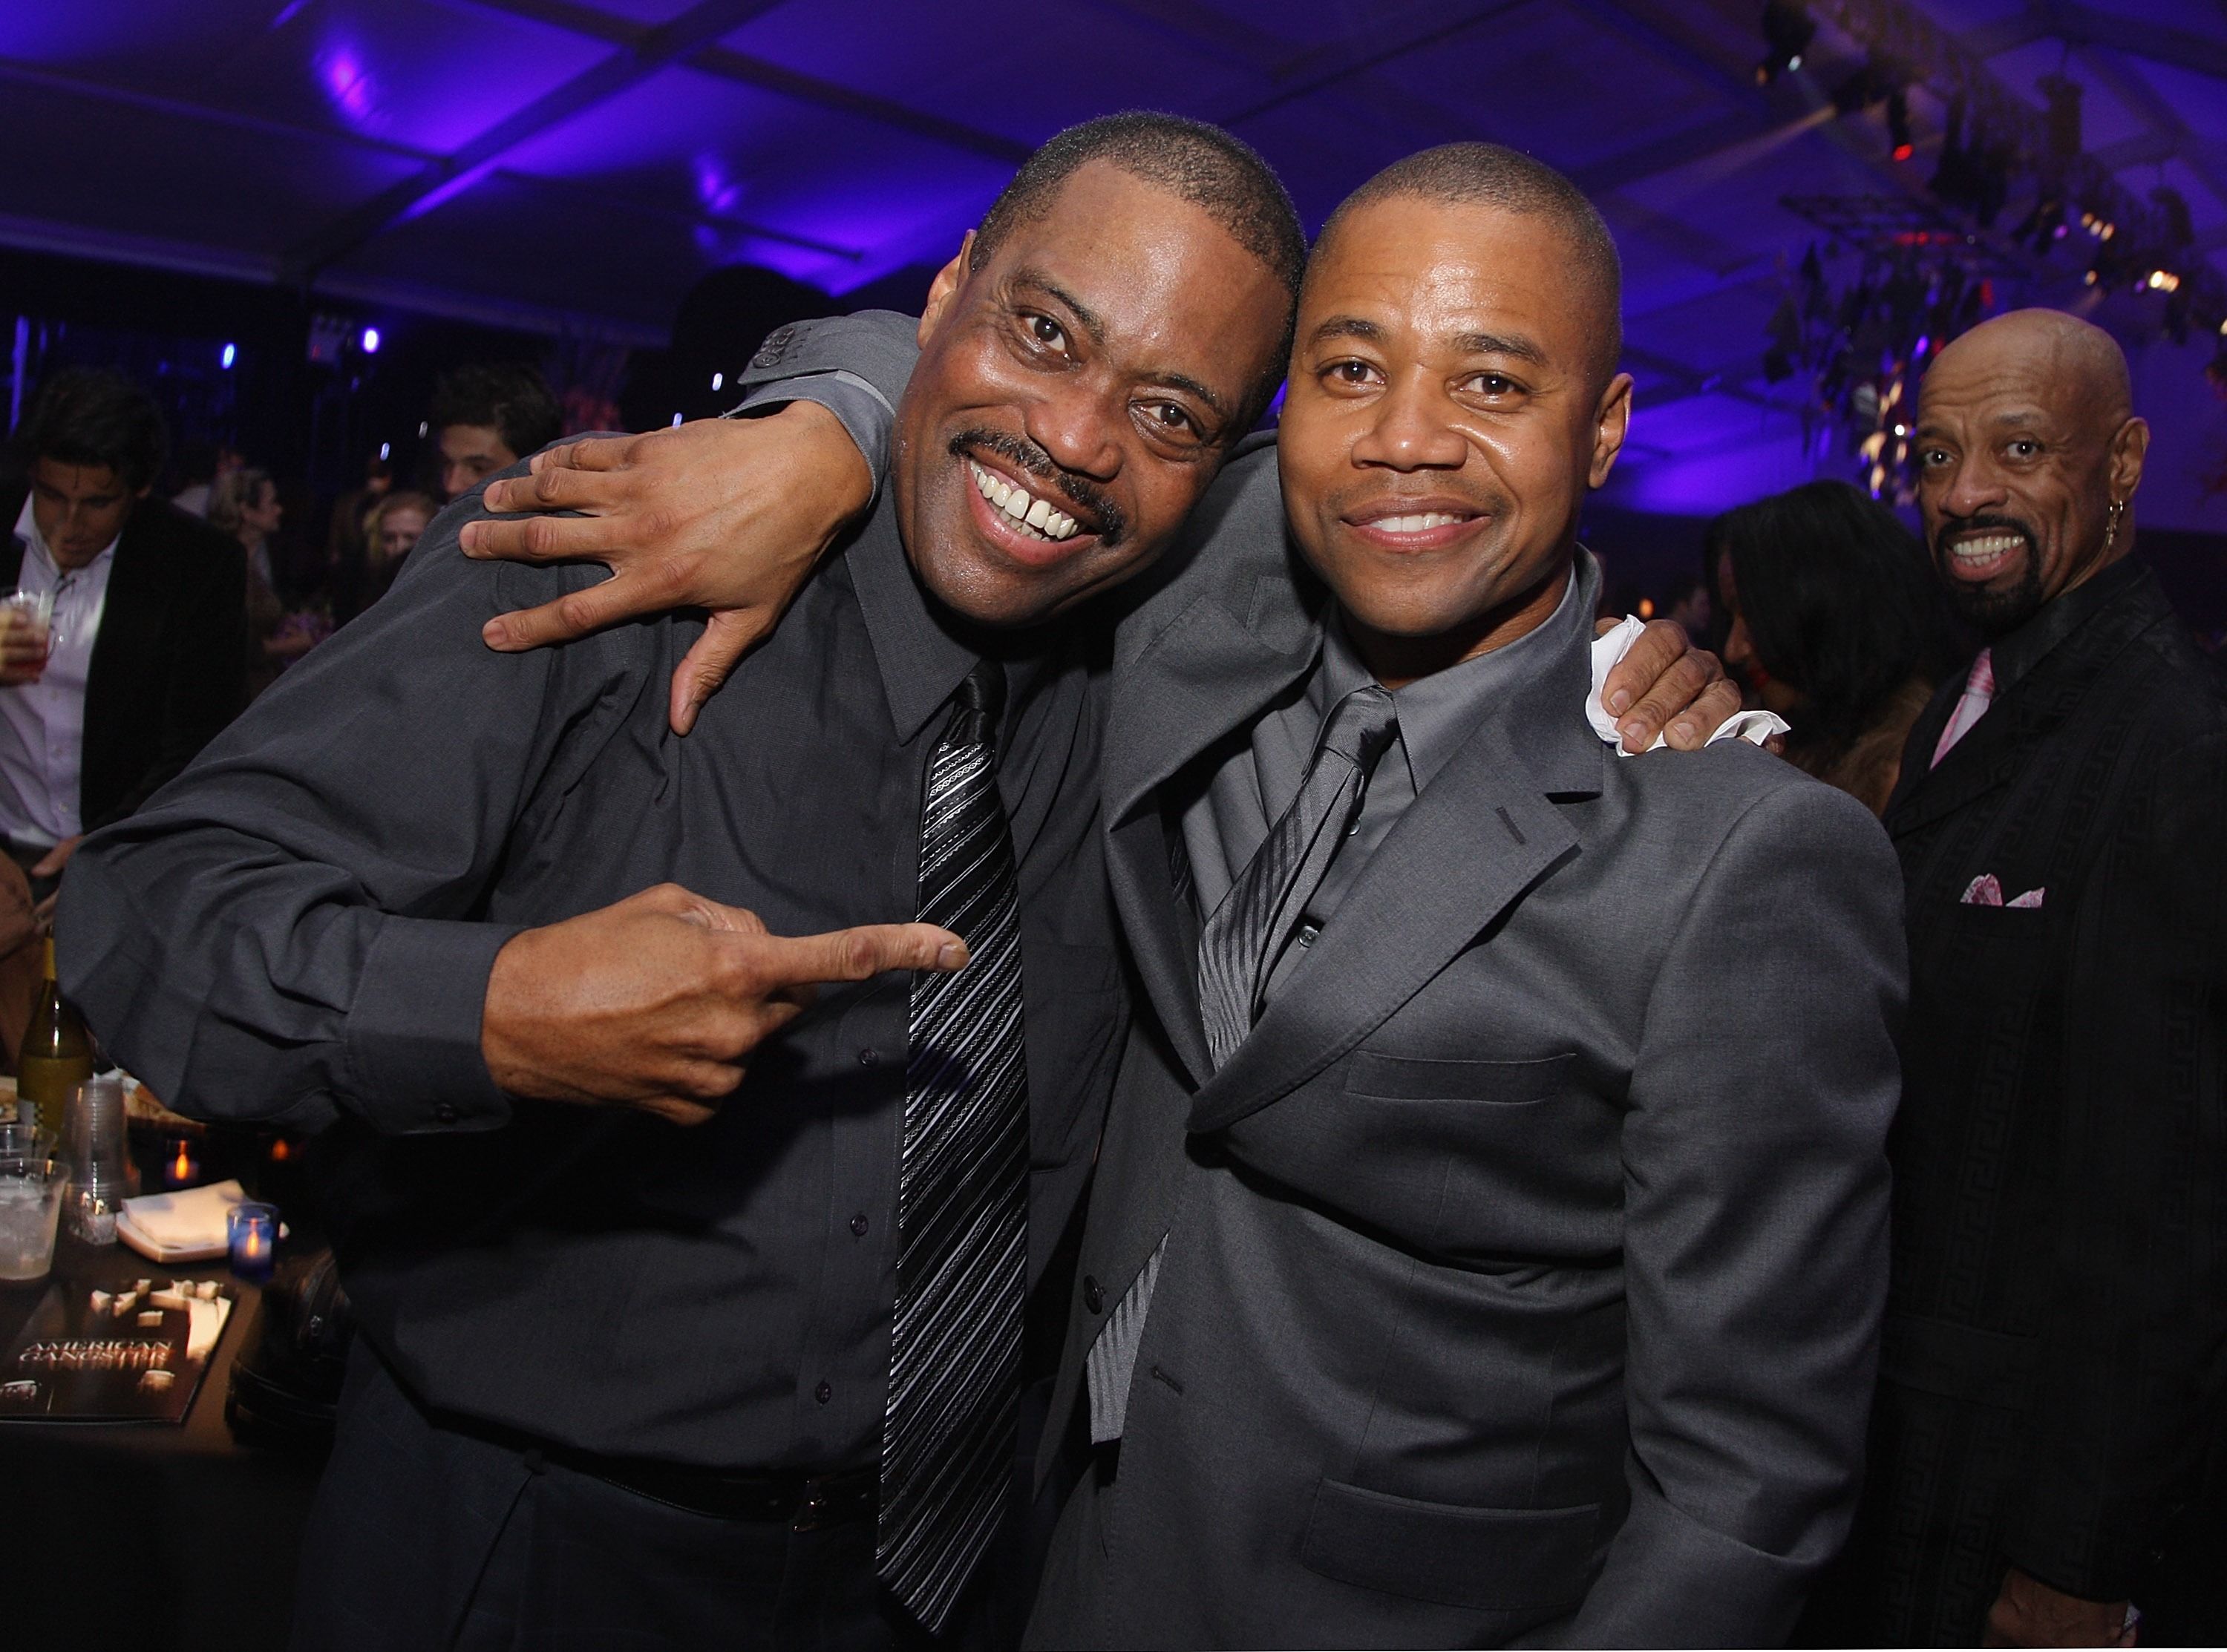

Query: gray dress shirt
<box><xmin>57</xmin><ymin>460</ymin><xmax>1125</xmax><ymax>1471</ymax></box>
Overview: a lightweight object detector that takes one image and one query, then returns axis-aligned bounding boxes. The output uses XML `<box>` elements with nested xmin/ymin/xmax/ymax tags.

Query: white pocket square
<box><xmin>1961</xmin><ymin>874</ymin><xmax>2044</xmax><ymax>908</ymax></box>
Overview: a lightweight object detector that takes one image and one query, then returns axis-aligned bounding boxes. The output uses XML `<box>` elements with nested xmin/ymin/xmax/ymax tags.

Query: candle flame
<box><xmin>172</xmin><ymin>1146</ymin><xmax>192</xmax><ymax>1177</ymax></box>
<box><xmin>270</xmin><ymin>1138</ymin><xmax>291</xmax><ymax>1162</ymax></box>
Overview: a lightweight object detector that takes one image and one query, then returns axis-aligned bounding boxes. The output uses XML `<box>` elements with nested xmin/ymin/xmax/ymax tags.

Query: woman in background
<box><xmin>210</xmin><ymin>468</ymin><xmax>318</xmax><ymax>697</ymax></box>
<box><xmin>1705</xmin><ymin>479</ymin><xmax>1963</xmax><ymax>816</ymax></box>
<box><xmin>333</xmin><ymin>489</ymin><xmax>436</xmax><ymax>624</ymax></box>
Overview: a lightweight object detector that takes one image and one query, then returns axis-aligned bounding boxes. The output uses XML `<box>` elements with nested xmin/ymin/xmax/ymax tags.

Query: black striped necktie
<box><xmin>879</xmin><ymin>659</ymin><xmax>1028</xmax><ymax>1633</ymax></box>
<box><xmin>1197</xmin><ymin>684</ymin><xmax>1399</xmax><ymax>1067</ymax></box>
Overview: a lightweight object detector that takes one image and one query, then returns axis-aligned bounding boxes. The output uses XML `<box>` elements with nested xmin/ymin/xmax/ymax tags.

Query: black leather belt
<box><xmin>544</xmin><ymin>1449</ymin><xmax>877</xmax><ymax>1530</ymax></box>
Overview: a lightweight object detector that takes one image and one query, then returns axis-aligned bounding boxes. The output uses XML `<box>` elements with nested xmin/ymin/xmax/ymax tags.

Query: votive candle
<box><xmin>163</xmin><ymin>1134</ymin><xmax>201</xmax><ymax>1189</ymax></box>
<box><xmin>227</xmin><ymin>1202</ymin><xmax>278</xmax><ymax>1284</ymax></box>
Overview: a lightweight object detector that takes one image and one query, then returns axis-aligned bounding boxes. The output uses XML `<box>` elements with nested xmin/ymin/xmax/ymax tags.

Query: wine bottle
<box><xmin>16</xmin><ymin>938</ymin><xmax>92</xmax><ymax>1137</ymax></box>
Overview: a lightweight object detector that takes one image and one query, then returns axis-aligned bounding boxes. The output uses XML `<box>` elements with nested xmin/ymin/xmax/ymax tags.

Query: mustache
<box><xmin>1932</xmin><ymin>513</ymin><xmax>2035</xmax><ymax>558</ymax></box>
<box><xmin>949</xmin><ymin>429</ymin><xmax>1127</xmax><ymax>548</ymax></box>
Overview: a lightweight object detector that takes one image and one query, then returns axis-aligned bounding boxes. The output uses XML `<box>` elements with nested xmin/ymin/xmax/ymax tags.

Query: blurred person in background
<box><xmin>1660</xmin><ymin>569</ymin><xmax>1710</xmax><ymax>641</ymax></box>
<box><xmin>212</xmin><ymin>467</ymin><xmax>319</xmax><ymax>697</ymax></box>
<box><xmin>0</xmin><ymin>367</ymin><xmax>246</xmax><ymax>922</ymax></box>
<box><xmin>428</xmin><ymin>363</ymin><xmax>561</xmax><ymax>501</ymax></box>
<box><xmin>169</xmin><ymin>440</ymin><xmax>239</xmax><ymax>519</ymax></box>
<box><xmin>333</xmin><ymin>489</ymin><xmax>436</xmax><ymax>624</ymax></box>
<box><xmin>1705</xmin><ymin>479</ymin><xmax>1960</xmax><ymax>816</ymax></box>
<box><xmin>324</xmin><ymin>450</ymin><xmax>393</xmax><ymax>596</ymax></box>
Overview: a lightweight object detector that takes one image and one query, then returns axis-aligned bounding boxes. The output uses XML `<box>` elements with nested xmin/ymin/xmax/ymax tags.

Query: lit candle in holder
<box><xmin>227</xmin><ymin>1202</ymin><xmax>278</xmax><ymax>1284</ymax></box>
<box><xmin>163</xmin><ymin>1134</ymin><xmax>201</xmax><ymax>1189</ymax></box>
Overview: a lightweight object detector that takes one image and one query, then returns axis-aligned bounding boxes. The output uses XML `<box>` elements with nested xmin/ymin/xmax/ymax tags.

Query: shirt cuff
<box><xmin>343</xmin><ymin>916</ymin><xmax>525</xmax><ymax>1135</ymax></box>
<box><xmin>729</xmin><ymin>372</ymin><xmax>894</xmax><ymax>504</ymax></box>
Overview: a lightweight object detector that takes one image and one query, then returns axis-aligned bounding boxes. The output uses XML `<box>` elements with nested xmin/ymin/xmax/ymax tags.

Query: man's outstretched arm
<box><xmin>56</xmin><ymin>485</ymin><xmax>959</xmax><ymax>1136</ymax></box>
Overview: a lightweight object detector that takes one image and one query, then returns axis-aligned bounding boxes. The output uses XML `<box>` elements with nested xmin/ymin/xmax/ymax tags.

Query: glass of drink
<box><xmin>0</xmin><ymin>1121</ymin><xmax>58</xmax><ymax>1161</ymax></box>
<box><xmin>0</xmin><ymin>1156</ymin><xmax>70</xmax><ymax>1282</ymax></box>
<box><xmin>3</xmin><ymin>587</ymin><xmax>53</xmax><ymax>669</ymax></box>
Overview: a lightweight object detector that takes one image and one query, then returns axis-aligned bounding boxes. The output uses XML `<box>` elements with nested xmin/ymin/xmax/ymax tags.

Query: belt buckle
<box><xmin>791</xmin><ymin>1470</ymin><xmax>866</xmax><ymax>1533</ymax></box>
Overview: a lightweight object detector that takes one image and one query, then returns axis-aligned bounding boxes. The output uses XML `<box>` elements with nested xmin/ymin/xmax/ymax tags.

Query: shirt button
<box><xmin>850</xmin><ymin>1213</ymin><xmax>869</xmax><ymax>1236</ymax></box>
<box><xmin>1083</xmin><ymin>1276</ymin><xmax>1105</xmax><ymax>1314</ymax></box>
<box><xmin>814</xmin><ymin>1380</ymin><xmax>832</xmax><ymax>1404</ymax></box>
<box><xmin>434</xmin><ymin>1102</ymin><xmax>459</xmax><ymax>1125</ymax></box>
<box><xmin>857</xmin><ymin>1048</ymin><xmax>880</xmax><ymax>1067</ymax></box>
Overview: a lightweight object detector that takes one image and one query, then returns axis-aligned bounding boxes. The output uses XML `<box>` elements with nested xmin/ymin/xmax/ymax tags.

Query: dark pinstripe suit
<box><xmin>1805</xmin><ymin>560</ymin><xmax>2227</xmax><ymax>1643</ymax></box>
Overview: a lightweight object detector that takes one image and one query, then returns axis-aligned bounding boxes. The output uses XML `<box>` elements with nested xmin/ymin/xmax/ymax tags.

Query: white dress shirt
<box><xmin>3</xmin><ymin>496</ymin><xmax>119</xmax><ymax>846</ymax></box>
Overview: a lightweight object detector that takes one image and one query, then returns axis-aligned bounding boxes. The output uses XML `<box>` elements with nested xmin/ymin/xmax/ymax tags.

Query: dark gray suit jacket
<box><xmin>1029</xmin><ymin>449</ymin><xmax>1906</xmax><ymax>1650</ymax></box>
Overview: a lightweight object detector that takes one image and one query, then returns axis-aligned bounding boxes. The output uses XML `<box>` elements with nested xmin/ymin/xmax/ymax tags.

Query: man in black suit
<box><xmin>1805</xmin><ymin>309</ymin><xmax>2227</xmax><ymax>1647</ymax></box>
<box><xmin>0</xmin><ymin>368</ymin><xmax>246</xmax><ymax>911</ymax></box>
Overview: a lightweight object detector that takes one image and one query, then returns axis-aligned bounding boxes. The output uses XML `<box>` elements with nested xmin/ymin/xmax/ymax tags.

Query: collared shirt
<box><xmin>1180</xmin><ymin>566</ymin><xmax>1589</xmax><ymax>992</ymax></box>
<box><xmin>1</xmin><ymin>497</ymin><xmax>120</xmax><ymax>846</ymax></box>
<box><xmin>61</xmin><ymin>474</ymin><xmax>1120</xmax><ymax>1470</ymax></box>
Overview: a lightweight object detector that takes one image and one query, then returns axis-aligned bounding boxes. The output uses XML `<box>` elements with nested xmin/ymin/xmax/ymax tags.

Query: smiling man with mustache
<box><xmin>1801</xmin><ymin>309</ymin><xmax>2227</xmax><ymax>1649</ymax></box>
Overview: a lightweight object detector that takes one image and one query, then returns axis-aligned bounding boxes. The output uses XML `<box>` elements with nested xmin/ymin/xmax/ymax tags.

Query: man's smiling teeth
<box><xmin>1952</xmin><ymin>533</ymin><xmax>2026</xmax><ymax>563</ymax></box>
<box><xmin>969</xmin><ymin>459</ymin><xmax>1079</xmax><ymax>543</ymax></box>
<box><xmin>1373</xmin><ymin>512</ymin><xmax>1467</xmax><ymax>534</ymax></box>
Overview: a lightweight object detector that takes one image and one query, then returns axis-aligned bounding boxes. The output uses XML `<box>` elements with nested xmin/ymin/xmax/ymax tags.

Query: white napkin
<box><xmin>118</xmin><ymin>1179</ymin><xmax>248</xmax><ymax>1251</ymax></box>
<box><xmin>1587</xmin><ymin>615</ymin><xmax>1789</xmax><ymax>755</ymax></box>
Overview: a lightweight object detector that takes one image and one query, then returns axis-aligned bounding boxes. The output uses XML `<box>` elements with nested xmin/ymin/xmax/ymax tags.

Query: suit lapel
<box><xmin>1104</xmin><ymin>579</ymin><xmax>1320</xmax><ymax>1086</ymax></box>
<box><xmin>1887</xmin><ymin>572</ymin><xmax>2169</xmax><ymax>841</ymax></box>
<box><xmin>1187</xmin><ymin>639</ymin><xmax>1603</xmax><ymax>1137</ymax></box>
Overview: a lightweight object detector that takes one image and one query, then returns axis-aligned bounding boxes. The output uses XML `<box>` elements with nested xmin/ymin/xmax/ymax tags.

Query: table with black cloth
<box><xmin>0</xmin><ymin>1230</ymin><xmax>323</xmax><ymax>1651</ymax></box>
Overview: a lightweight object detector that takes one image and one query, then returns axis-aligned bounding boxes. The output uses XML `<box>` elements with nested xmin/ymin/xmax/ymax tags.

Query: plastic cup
<box><xmin>0</xmin><ymin>1156</ymin><xmax>70</xmax><ymax>1281</ymax></box>
<box><xmin>4</xmin><ymin>589</ymin><xmax>53</xmax><ymax>659</ymax></box>
<box><xmin>65</xmin><ymin>1075</ymin><xmax>128</xmax><ymax>1247</ymax></box>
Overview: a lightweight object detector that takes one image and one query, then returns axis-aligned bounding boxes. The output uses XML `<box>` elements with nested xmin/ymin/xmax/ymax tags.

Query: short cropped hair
<box><xmin>428</xmin><ymin>363</ymin><xmax>562</xmax><ymax>461</ymax></box>
<box><xmin>972</xmin><ymin>112</ymin><xmax>1305</xmax><ymax>417</ymax></box>
<box><xmin>17</xmin><ymin>367</ymin><xmax>169</xmax><ymax>494</ymax></box>
<box><xmin>1314</xmin><ymin>143</ymin><xmax>1624</xmax><ymax>388</ymax></box>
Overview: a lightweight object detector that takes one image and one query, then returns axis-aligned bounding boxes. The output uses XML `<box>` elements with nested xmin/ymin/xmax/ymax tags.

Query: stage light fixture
<box><xmin>379</xmin><ymin>442</ymin><xmax>390</xmax><ymax>462</ymax></box>
<box><xmin>220</xmin><ymin>343</ymin><xmax>236</xmax><ymax>370</ymax></box>
<box><xmin>710</xmin><ymin>371</ymin><xmax>724</xmax><ymax>392</ymax></box>
<box><xmin>1756</xmin><ymin>0</ymin><xmax>1814</xmax><ymax>84</ymax></box>
<box><xmin>360</xmin><ymin>326</ymin><xmax>381</xmax><ymax>354</ymax></box>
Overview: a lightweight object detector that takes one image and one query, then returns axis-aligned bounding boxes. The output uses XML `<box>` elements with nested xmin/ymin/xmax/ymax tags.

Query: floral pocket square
<box><xmin>1961</xmin><ymin>874</ymin><xmax>2044</xmax><ymax>908</ymax></box>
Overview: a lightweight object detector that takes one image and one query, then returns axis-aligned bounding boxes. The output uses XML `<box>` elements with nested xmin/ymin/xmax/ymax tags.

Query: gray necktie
<box><xmin>1196</xmin><ymin>684</ymin><xmax>1399</xmax><ymax>1066</ymax></box>
<box><xmin>879</xmin><ymin>661</ymin><xmax>1027</xmax><ymax>1633</ymax></box>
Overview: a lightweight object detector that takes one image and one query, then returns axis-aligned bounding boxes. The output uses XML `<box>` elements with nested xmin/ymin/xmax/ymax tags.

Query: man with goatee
<box><xmin>1803</xmin><ymin>308</ymin><xmax>2227</xmax><ymax>1648</ymax></box>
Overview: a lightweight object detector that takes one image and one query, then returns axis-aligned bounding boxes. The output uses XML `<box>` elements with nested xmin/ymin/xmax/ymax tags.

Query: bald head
<box><xmin>1931</xmin><ymin>308</ymin><xmax>2132</xmax><ymax>429</ymax></box>
<box><xmin>1914</xmin><ymin>307</ymin><xmax>2148</xmax><ymax>637</ymax></box>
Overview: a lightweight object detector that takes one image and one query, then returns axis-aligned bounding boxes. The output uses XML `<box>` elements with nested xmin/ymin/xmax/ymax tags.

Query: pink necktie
<box><xmin>1931</xmin><ymin>647</ymin><xmax>1995</xmax><ymax>768</ymax></box>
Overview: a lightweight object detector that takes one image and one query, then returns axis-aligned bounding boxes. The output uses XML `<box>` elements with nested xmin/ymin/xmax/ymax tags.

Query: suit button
<box><xmin>1083</xmin><ymin>1276</ymin><xmax>1105</xmax><ymax>1314</ymax></box>
<box><xmin>814</xmin><ymin>1380</ymin><xmax>832</xmax><ymax>1404</ymax></box>
<box><xmin>434</xmin><ymin>1102</ymin><xmax>459</xmax><ymax>1125</ymax></box>
<box><xmin>850</xmin><ymin>1213</ymin><xmax>869</xmax><ymax>1236</ymax></box>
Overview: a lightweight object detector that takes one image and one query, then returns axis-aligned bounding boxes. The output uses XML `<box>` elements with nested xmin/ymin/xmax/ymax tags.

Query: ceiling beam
<box><xmin>456</xmin><ymin>0</ymin><xmax>1026</xmax><ymax>163</ymax></box>
<box><xmin>0</xmin><ymin>54</ymin><xmax>437</xmax><ymax>164</ymax></box>
<box><xmin>282</xmin><ymin>0</ymin><xmax>787</xmax><ymax>283</ymax></box>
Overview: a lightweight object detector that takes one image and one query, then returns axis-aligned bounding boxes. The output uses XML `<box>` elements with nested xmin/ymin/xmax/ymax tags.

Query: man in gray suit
<box><xmin>1016</xmin><ymin>145</ymin><xmax>1904</xmax><ymax>1649</ymax></box>
<box><xmin>468</xmin><ymin>146</ymin><xmax>1901</xmax><ymax>1646</ymax></box>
